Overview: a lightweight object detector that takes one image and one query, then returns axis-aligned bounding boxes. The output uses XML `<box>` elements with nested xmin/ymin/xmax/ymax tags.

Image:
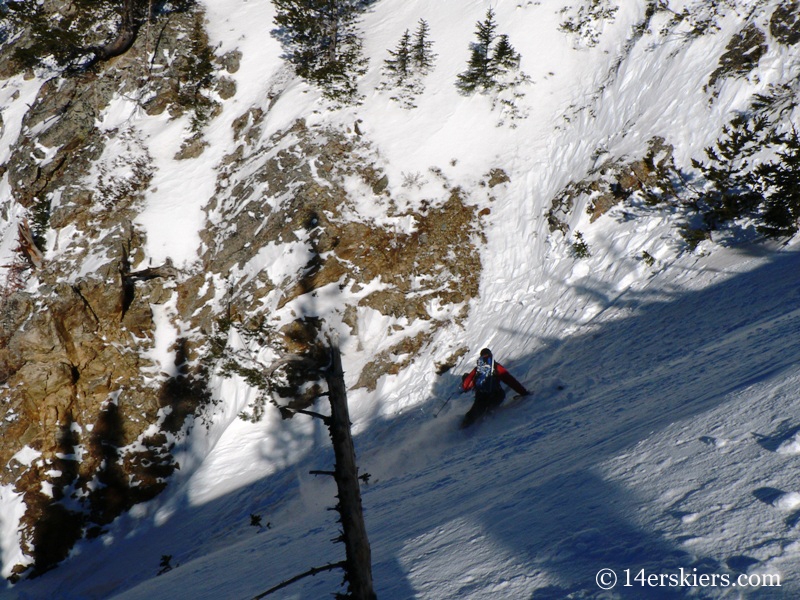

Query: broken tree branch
<box><xmin>309</xmin><ymin>470</ymin><xmax>336</xmax><ymax>477</ymax></box>
<box><xmin>278</xmin><ymin>406</ymin><xmax>332</xmax><ymax>423</ymax></box>
<box><xmin>250</xmin><ymin>561</ymin><xmax>346</xmax><ymax>599</ymax></box>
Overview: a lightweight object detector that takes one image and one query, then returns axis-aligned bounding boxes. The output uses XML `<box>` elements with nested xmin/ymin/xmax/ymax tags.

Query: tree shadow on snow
<box><xmin>7</xmin><ymin>249</ymin><xmax>800</xmax><ymax>599</ymax></box>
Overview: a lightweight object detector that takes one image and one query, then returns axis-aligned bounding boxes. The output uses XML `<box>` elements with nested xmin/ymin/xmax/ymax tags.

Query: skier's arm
<box><xmin>496</xmin><ymin>364</ymin><xmax>528</xmax><ymax>395</ymax></box>
<box><xmin>461</xmin><ymin>368</ymin><xmax>477</xmax><ymax>392</ymax></box>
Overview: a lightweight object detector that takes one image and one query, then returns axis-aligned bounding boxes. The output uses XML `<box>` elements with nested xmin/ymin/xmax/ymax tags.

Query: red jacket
<box><xmin>462</xmin><ymin>362</ymin><xmax>527</xmax><ymax>395</ymax></box>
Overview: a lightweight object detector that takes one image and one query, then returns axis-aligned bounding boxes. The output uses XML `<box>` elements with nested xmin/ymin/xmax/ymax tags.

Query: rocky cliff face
<box><xmin>0</xmin><ymin>4</ymin><xmax>486</xmax><ymax>579</ymax></box>
<box><xmin>0</xmin><ymin>6</ymin><xmax>222</xmax><ymax>579</ymax></box>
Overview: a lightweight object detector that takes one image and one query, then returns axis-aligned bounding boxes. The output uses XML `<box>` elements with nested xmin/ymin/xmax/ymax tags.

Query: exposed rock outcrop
<box><xmin>0</xmin><ymin>4</ymin><xmax>221</xmax><ymax>579</ymax></box>
<box><xmin>0</xmin><ymin>4</ymin><xmax>487</xmax><ymax>580</ymax></box>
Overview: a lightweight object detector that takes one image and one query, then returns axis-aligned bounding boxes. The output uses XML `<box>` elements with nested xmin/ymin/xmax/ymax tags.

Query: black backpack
<box><xmin>473</xmin><ymin>356</ymin><xmax>499</xmax><ymax>393</ymax></box>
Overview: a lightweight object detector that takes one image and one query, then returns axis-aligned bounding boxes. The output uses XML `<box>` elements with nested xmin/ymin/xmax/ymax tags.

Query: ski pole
<box><xmin>433</xmin><ymin>390</ymin><xmax>459</xmax><ymax>418</ymax></box>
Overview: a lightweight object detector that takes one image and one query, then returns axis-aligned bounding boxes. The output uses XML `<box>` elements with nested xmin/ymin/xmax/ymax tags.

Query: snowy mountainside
<box><xmin>0</xmin><ymin>0</ymin><xmax>799</xmax><ymax>598</ymax></box>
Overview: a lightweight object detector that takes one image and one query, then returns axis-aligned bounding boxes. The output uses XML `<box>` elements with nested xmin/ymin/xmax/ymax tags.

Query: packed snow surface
<box><xmin>2</xmin><ymin>0</ymin><xmax>800</xmax><ymax>598</ymax></box>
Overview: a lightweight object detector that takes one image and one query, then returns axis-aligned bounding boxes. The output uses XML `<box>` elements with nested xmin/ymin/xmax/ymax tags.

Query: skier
<box><xmin>460</xmin><ymin>348</ymin><xmax>529</xmax><ymax>428</ymax></box>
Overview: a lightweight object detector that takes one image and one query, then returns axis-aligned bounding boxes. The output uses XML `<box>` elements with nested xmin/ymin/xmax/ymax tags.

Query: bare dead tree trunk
<box><xmin>251</xmin><ymin>344</ymin><xmax>375</xmax><ymax>599</ymax></box>
<box><xmin>325</xmin><ymin>345</ymin><xmax>376</xmax><ymax>600</ymax></box>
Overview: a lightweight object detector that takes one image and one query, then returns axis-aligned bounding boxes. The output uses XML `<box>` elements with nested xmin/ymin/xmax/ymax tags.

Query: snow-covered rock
<box><xmin>0</xmin><ymin>0</ymin><xmax>799</xmax><ymax>597</ymax></box>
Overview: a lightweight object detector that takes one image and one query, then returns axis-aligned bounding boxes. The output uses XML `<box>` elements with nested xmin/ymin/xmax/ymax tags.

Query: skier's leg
<box><xmin>461</xmin><ymin>395</ymin><xmax>490</xmax><ymax>428</ymax></box>
<box><xmin>488</xmin><ymin>389</ymin><xmax>505</xmax><ymax>409</ymax></box>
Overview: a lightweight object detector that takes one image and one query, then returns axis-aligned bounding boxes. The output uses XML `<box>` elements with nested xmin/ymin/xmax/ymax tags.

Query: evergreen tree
<box><xmin>456</xmin><ymin>9</ymin><xmax>523</xmax><ymax>95</ymax></box>
<box><xmin>691</xmin><ymin>116</ymin><xmax>769</xmax><ymax>227</ymax></box>
<box><xmin>0</xmin><ymin>3</ymin><xmax>8</xmax><ymax>44</ymax></box>
<box><xmin>378</xmin><ymin>19</ymin><xmax>436</xmax><ymax>109</ymax></box>
<box><xmin>411</xmin><ymin>18</ymin><xmax>436</xmax><ymax>73</ymax></box>
<box><xmin>690</xmin><ymin>113</ymin><xmax>800</xmax><ymax>237</ymax></box>
<box><xmin>492</xmin><ymin>34</ymin><xmax>521</xmax><ymax>73</ymax></box>
<box><xmin>272</xmin><ymin>0</ymin><xmax>367</xmax><ymax>102</ymax></box>
<box><xmin>178</xmin><ymin>14</ymin><xmax>218</xmax><ymax>132</ymax></box>
<box><xmin>383</xmin><ymin>29</ymin><xmax>412</xmax><ymax>84</ymax></box>
<box><xmin>456</xmin><ymin>9</ymin><xmax>499</xmax><ymax>94</ymax></box>
<box><xmin>755</xmin><ymin>129</ymin><xmax>800</xmax><ymax>236</ymax></box>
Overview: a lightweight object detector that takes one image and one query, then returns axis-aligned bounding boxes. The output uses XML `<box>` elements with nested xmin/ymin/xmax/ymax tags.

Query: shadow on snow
<box><xmin>7</xmin><ymin>249</ymin><xmax>800</xmax><ymax>599</ymax></box>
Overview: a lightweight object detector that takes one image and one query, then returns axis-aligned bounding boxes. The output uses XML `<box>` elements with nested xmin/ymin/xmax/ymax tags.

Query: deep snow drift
<box><xmin>2</xmin><ymin>0</ymin><xmax>800</xmax><ymax>598</ymax></box>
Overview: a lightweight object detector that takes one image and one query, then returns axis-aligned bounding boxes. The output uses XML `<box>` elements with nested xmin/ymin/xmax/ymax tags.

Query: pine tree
<box><xmin>492</xmin><ymin>34</ymin><xmax>521</xmax><ymax>74</ymax></box>
<box><xmin>456</xmin><ymin>9</ymin><xmax>499</xmax><ymax>94</ymax></box>
<box><xmin>755</xmin><ymin>128</ymin><xmax>800</xmax><ymax>236</ymax></box>
<box><xmin>383</xmin><ymin>29</ymin><xmax>413</xmax><ymax>84</ymax></box>
<box><xmin>272</xmin><ymin>0</ymin><xmax>367</xmax><ymax>102</ymax></box>
<box><xmin>688</xmin><ymin>113</ymin><xmax>800</xmax><ymax>236</ymax></box>
<box><xmin>411</xmin><ymin>19</ymin><xmax>436</xmax><ymax>73</ymax></box>
<box><xmin>456</xmin><ymin>9</ymin><xmax>523</xmax><ymax>96</ymax></box>
<box><xmin>178</xmin><ymin>14</ymin><xmax>218</xmax><ymax>132</ymax></box>
<box><xmin>691</xmin><ymin>116</ymin><xmax>769</xmax><ymax>227</ymax></box>
<box><xmin>378</xmin><ymin>19</ymin><xmax>436</xmax><ymax>109</ymax></box>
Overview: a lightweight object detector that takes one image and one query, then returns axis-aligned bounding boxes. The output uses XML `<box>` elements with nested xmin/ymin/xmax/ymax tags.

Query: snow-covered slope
<box><xmin>2</xmin><ymin>0</ymin><xmax>800</xmax><ymax>597</ymax></box>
